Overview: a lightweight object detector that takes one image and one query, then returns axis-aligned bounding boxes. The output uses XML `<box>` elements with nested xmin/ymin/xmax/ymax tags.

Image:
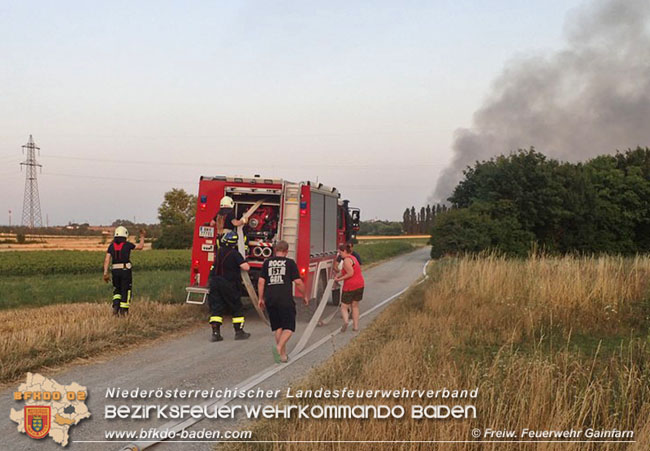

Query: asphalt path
<box><xmin>1</xmin><ymin>247</ymin><xmax>430</xmax><ymax>450</ymax></box>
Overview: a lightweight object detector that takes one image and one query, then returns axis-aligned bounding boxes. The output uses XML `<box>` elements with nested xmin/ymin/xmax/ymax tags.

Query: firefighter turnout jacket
<box><xmin>108</xmin><ymin>239</ymin><xmax>136</xmax><ymax>313</ymax></box>
<box><xmin>208</xmin><ymin>246</ymin><xmax>246</xmax><ymax>327</ymax></box>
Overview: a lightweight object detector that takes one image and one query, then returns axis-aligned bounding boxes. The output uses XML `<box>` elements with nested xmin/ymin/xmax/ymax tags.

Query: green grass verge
<box><xmin>354</xmin><ymin>239</ymin><xmax>425</xmax><ymax>265</ymax></box>
<box><xmin>0</xmin><ymin>241</ymin><xmax>428</xmax><ymax>311</ymax></box>
<box><xmin>0</xmin><ymin>269</ymin><xmax>189</xmax><ymax>310</ymax></box>
<box><xmin>0</xmin><ymin>249</ymin><xmax>190</xmax><ymax>276</ymax></box>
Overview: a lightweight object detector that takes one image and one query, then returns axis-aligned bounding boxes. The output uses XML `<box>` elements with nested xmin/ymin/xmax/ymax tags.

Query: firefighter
<box><xmin>210</xmin><ymin>196</ymin><xmax>248</xmax><ymax>240</ymax></box>
<box><xmin>103</xmin><ymin>226</ymin><xmax>145</xmax><ymax>315</ymax></box>
<box><xmin>210</xmin><ymin>196</ymin><xmax>249</xmax><ymax>255</ymax></box>
<box><xmin>208</xmin><ymin>231</ymin><xmax>251</xmax><ymax>342</ymax></box>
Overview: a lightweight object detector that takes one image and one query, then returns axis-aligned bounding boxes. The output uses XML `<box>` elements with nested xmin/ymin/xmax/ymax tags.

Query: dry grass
<box><xmin>0</xmin><ymin>234</ymin><xmax>152</xmax><ymax>251</ymax></box>
<box><xmin>226</xmin><ymin>255</ymin><xmax>650</xmax><ymax>451</ymax></box>
<box><xmin>357</xmin><ymin>235</ymin><xmax>430</xmax><ymax>240</ymax></box>
<box><xmin>0</xmin><ymin>300</ymin><xmax>204</xmax><ymax>384</ymax></box>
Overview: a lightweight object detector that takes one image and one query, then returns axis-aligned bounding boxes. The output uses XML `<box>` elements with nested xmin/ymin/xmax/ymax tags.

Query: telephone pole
<box><xmin>20</xmin><ymin>135</ymin><xmax>43</xmax><ymax>228</ymax></box>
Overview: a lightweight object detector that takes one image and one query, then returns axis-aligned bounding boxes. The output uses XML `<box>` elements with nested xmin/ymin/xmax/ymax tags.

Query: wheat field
<box><xmin>0</xmin><ymin>300</ymin><xmax>204</xmax><ymax>384</ymax></box>
<box><xmin>226</xmin><ymin>255</ymin><xmax>650</xmax><ymax>450</ymax></box>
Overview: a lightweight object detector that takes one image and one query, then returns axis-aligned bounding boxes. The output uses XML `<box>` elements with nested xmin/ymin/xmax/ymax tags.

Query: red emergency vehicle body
<box><xmin>189</xmin><ymin>175</ymin><xmax>359</xmax><ymax>301</ymax></box>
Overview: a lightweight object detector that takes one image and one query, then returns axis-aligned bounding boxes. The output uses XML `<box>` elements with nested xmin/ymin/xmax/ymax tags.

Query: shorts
<box><xmin>266</xmin><ymin>304</ymin><xmax>296</xmax><ymax>332</ymax></box>
<box><xmin>341</xmin><ymin>287</ymin><xmax>364</xmax><ymax>304</ymax></box>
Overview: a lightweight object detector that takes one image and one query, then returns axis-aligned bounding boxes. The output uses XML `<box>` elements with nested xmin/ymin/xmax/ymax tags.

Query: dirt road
<box><xmin>1</xmin><ymin>247</ymin><xmax>430</xmax><ymax>450</ymax></box>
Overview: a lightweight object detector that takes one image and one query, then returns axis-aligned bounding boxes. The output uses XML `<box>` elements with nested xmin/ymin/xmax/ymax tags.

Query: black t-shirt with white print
<box><xmin>261</xmin><ymin>256</ymin><xmax>300</xmax><ymax>308</ymax></box>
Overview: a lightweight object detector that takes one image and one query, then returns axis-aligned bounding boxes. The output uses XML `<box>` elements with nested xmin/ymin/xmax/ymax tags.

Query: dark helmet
<box><xmin>221</xmin><ymin>231</ymin><xmax>239</xmax><ymax>247</ymax></box>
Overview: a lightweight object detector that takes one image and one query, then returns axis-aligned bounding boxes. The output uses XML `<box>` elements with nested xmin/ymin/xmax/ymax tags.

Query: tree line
<box><xmin>430</xmin><ymin>147</ymin><xmax>650</xmax><ymax>258</ymax></box>
<box><xmin>402</xmin><ymin>204</ymin><xmax>448</xmax><ymax>235</ymax></box>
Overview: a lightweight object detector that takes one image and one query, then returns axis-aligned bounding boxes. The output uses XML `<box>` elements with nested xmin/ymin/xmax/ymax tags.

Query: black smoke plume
<box><xmin>434</xmin><ymin>0</ymin><xmax>650</xmax><ymax>201</ymax></box>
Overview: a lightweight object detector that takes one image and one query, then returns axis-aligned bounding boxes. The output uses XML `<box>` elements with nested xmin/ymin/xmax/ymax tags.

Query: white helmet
<box><xmin>114</xmin><ymin>226</ymin><xmax>129</xmax><ymax>238</ymax></box>
<box><xmin>220</xmin><ymin>196</ymin><xmax>234</xmax><ymax>208</ymax></box>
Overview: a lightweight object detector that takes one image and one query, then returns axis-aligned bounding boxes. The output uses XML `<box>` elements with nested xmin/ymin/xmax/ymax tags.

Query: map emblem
<box><xmin>11</xmin><ymin>373</ymin><xmax>91</xmax><ymax>447</ymax></box>
<box><xmin>25</xmin><ymin>406</ymin><xmax>51</xmax><ymax>439</ymax></box>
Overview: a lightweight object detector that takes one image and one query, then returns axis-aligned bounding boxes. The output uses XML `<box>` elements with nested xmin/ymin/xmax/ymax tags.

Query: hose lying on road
<box><xmin>290</xmin><ymin>278</ymin><xmax>334</xmax><ymax>357</ymax></box>
<box><xmin>119</xmin><ymin>258</ymin><xmax>431</xmax><ymax>451</ymax></box>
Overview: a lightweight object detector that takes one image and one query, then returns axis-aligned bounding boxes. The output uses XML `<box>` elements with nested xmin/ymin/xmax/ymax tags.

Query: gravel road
<box><xmin>1</xmin><ymin>247</ymin><xmax>430</xmax><ymax>450</ymax></box>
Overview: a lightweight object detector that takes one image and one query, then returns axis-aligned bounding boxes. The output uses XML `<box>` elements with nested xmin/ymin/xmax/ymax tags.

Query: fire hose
<box><xmin>290</xmin><ymin>278</ymin><xmax>334</xmax><ymax>357</ymax></box>
<box><xmin>235</xmin><ymin>198</ymin><xmax>336</xmax><ymax>353</ymax></box>
<box><xmin>236</xmin><ymin>199</ymin><xmax>268</xmax><ymax>325</ymax></box>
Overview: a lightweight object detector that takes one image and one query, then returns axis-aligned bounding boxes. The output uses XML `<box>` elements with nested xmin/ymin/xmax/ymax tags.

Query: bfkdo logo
<box><xmin>25</xmin><ymin>406</ymin><xmax>51</xmax><ymax>439</ymax></box>
<box><xmin>10</xmin><ymin>373</ymin><xmax>91</xmax><ymax>447</ymax></box>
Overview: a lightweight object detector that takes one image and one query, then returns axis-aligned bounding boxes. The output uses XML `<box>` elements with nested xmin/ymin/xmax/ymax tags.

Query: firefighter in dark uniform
<box><xmin>208</xmin><ymin>231</ymin><xmax>251</xmax><ymax>342</ymax></box>
<box><xmin>103</xmin><ymin>226</ymin><xmax>145</xmax><ymax>315</ymax></box>
<box><xmin>209</xmin><ymin>196</ymin><xmax>247</xmax><ymax>246</ymax></box>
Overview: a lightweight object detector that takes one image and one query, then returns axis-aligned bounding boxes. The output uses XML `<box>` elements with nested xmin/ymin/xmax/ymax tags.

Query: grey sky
<box><xmin>0</xmin><ymin>0</ymin><xmax>583</xmax><ymax>225</ymax></box>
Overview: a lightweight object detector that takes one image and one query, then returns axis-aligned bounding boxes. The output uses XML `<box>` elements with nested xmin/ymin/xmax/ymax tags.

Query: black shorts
<box><xmin>266</xmin><ymin>304</ymin><xmax>296</xmax><ymax>332</ymax></box>
<box><xmin>342</xmin><ymin>287</ymin><xmax>364</xmax><ymax>304</ymax></box>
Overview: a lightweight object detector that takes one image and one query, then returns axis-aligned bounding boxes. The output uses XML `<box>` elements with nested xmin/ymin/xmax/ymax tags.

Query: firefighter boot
<box><xmin>234</xmin><ymin>322</ymin><xmax>250</xmax><ymax>340</ymax></box>
<box><xmin>112</xmin><ymin>306</ymin><xmax>120</xmax><ymax>316</ymax></box>
<box><xmin>210</xmin><ymin>324</ymin><xmax>223</xmax><ymax>342</ymax></box>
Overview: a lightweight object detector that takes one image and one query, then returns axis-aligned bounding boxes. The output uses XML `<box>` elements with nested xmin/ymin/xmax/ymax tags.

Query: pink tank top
<box><xmin>342</xmin><ymin>255</ymin><xmax>364</xmax><ymax>292</ymax></box>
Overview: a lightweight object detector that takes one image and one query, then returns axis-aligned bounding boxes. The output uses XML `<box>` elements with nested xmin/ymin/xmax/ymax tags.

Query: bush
<box><xmin>430</xmin><ymin>204</ymin><xmax>534</xmax><ymax>258</ymax></box>
<box><xmin>16</xmin><ymin>233</ymin><xmax>26</xmax><ymax>244</ymax></box>
<box><xmin>433</xmin><ymin>147</ymin><xmax>650</xmax><ymax>257</ymax></box>
<box><xmin>359</xmin><ymin>221</ymin><xmax>402</xmax><ymax>236</ymax></box>
<box><xmin>153</xmin><ymin>223</ymin><xmax>193</xmax><ymax>249</ymax></box>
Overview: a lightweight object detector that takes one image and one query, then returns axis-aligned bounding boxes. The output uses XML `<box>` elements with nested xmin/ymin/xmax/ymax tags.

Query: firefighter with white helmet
<box><xmin>210</xmin><ymin>196</ymin><xmax>248</xmax><ymax>243</ymax></box>
<box><xmin>103</xmin><ymin>226</ymin><xmax>146</xmax><ymax>315</ymax></box>
<box><xmin>207</xmin><ymin>231</ymin><xmax>251</xmax><ymax>341</ymax></box>
<box><xmin>220</xmin><ymin>195</ymin><xmax>234</xmax><ymax>209</ymax></box>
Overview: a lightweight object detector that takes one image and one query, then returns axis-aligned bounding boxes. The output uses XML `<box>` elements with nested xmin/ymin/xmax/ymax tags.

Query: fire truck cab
<box><xmin>187</xmin><ymin>175</ymin><xmax>360</xmax><ymax>305</ymax></box>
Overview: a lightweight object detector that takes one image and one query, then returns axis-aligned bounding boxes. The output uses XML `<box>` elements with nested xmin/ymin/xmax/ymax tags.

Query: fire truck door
<box><xmin>337</xmin><ymin>206</ymin><xmax>346</xmax><ymax>243</ymax></box>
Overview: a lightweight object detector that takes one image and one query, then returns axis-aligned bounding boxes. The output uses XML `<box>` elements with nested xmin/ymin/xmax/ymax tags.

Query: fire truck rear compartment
<box><xmin>230</xmin><ymin>191</ymin><xmax>281</xmax><ymax>262</ymax></box>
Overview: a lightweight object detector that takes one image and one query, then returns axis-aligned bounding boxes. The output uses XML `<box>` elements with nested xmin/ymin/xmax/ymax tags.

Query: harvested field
<box><xmin>225</xmin><ymin>254</ymin><xmax>650</xmax><ymax>450</ymax></box>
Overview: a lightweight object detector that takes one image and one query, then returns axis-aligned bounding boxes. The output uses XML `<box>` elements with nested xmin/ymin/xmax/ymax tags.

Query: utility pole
<box><xmin>20</xmin><ymin>135</ymin><xmax>43</xmax><ymax>228</ymax></box>
<box><xmin>8</xmin><ymin>210</ymin><xmax>11</xmax><ymax>226</ymax></box>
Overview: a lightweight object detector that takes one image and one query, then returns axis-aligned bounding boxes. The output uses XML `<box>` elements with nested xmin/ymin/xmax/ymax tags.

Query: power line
<box><xmin>41</xmin><ymin>154</ymin><xmax>235</xmax><ymax>168</ymax></box>
<box><xmin>39</xmin><ymin>154</ymin><xmax>437</xmax><ymax>169</ymax></box>
<box><xmin>44</xmin><ymin>172</ymin><xmax>196</xmax><ymax>185</ymax></box>
<box><xmin>41</xmin><ymin>171</ymin><xmax>424</xmax><ymax>190</ymax></box>
<box><xmin>1</xmin><ymin>130</ymin><xmax>437</xmax><ymax>139</ymax></box>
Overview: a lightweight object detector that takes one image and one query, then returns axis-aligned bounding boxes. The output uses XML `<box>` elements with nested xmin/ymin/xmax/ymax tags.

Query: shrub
<box><xmin>430</xmin><ymin>204</ymin><xmax>534</xmax><ymax>258</ymax></box>
<box><xmin>153</xmin><ymin>223</ymin><xmax>193</xmax><ymax>249</ymax></box>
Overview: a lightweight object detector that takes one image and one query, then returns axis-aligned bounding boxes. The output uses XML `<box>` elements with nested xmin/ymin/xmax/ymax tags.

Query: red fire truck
<box><xmin>186</xmin><ymin>175</ymin><xmax>360</xmax><ymax>305</ymax></box>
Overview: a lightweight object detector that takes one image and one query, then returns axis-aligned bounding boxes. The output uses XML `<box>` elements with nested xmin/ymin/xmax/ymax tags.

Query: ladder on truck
<box><xmin>186</xmin><ymin>180</ymin><xmax>339</xmax><ymax>361</ymax></box>
<box><xmin>279</xmin><ymin>182</ymin><xmax>300</xmax><ymax>260</ymax></box>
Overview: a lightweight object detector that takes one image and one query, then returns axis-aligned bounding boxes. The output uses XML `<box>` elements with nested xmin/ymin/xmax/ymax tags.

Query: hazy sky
<box><xmin>0</xmin><ymin>0</ymin><xmax>584</xmax><ymax>225</ymax></box>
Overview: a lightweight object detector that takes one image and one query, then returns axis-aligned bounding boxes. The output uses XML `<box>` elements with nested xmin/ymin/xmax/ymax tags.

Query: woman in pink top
<box><xmin>334</xmin><ymin>243</ymin><xmax>365</xmax><ymax>332</ymax></box>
